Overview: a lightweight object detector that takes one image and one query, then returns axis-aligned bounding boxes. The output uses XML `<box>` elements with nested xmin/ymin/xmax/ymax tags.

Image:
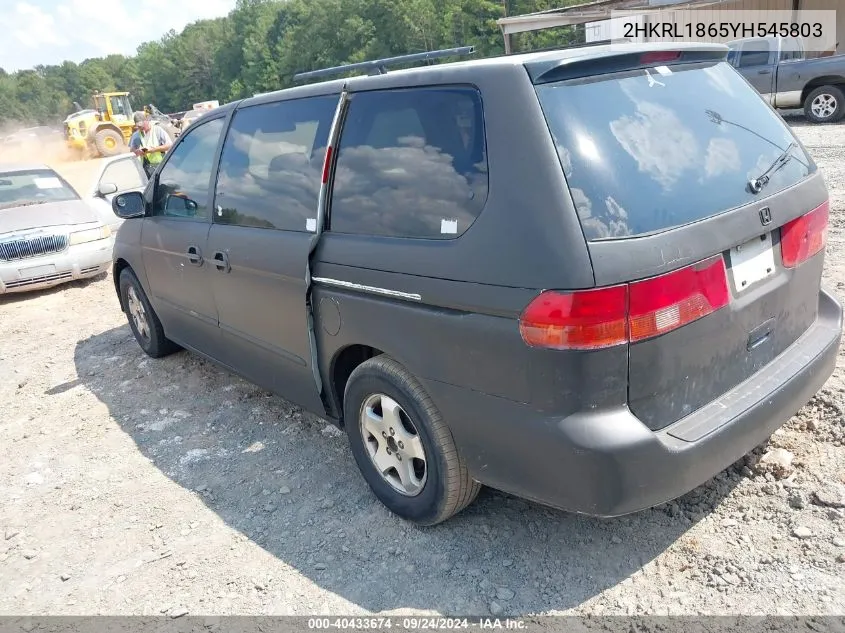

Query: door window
<box><xmin>329</xmin><ymin>86</ymin><xmax>488</xmax><ymax>239</ymax></box>
<box><xmin>213</xmin><ymin>96</ymin><xmax>337</xmax><ymax>231</ymax></box>
<box><xmin>152</xmin><ymin>117</ymin><xmax>225</xmax><ymax>219</ymax></box>
<box><xmin>98</xmin><ymin>156</ymin><xmax>145</xmax><ymax>192</ymax></box>
<box><xmin>738</xmin><ymin>41</ymin><xmax>772</xmax><ymax>67</ymax></box>
<box><xmin>109</xmin><ymin>96</ymin><xmax>129</xmax><ymax>121</ymax></box>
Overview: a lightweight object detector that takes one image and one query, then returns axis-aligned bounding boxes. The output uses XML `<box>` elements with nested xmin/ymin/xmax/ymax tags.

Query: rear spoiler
<box><xmin>526</xmin><ymin>44</ymin><xmax>728</xmax><ymax>84</ymax></box>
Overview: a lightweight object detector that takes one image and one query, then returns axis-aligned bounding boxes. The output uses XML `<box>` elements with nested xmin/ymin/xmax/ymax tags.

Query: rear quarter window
<box><xmin>330</xmin><ymin>86</ymin><xmax>488</xmax><ymax>239</ymax></box>
<box><xmin>535</xmin><ymin>61</ymin><xmax>813</xmax><ymax>240</ymax></box>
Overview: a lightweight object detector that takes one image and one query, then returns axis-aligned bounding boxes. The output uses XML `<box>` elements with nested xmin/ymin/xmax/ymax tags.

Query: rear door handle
<box><xmin>186</xmin><ymin>245</ymin><xmax>203</xmax><ymax>266</ymax></box>
<box><xmin>213</xmin><ymin>250</ymin><xmax>231</xmax><ymax>273</ymax></box>
<box><xmin>758</xmin><ymin>69</ymin><xmax>772</xmax><ymax>74</ymax></box>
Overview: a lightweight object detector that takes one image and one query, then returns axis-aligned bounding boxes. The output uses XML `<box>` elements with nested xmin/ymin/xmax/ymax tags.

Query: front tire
<box><xmin>94</xmin><ymin>128</ymin><xmax>126</xmax><ymax>157</ymax></box>
<box><xmin>119</xmin><ymin>268</ymin><xmax>179</xmax><ymax>358</ymax></box>
<box><xmin>804</xmin><ymin>85</ymin><xmax>845</xmax><ymax>124</ymax></box>
<box><xmin>343</xmin><ymin>355</ymin><xmax>480</xmax><ymax>525</ymax></box>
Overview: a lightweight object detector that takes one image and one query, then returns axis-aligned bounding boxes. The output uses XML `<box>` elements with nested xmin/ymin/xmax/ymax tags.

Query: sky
<box><xmin>1</xmin><ymin>0</ymin><xmax>237</xmax><ymax>72</ymax></box>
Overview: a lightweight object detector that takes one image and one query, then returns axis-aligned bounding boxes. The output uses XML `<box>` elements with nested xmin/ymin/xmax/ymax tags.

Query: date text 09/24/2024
<box><xmin>307</xmin><ymin>618</ymin><xmax>527</xmax><ymax>630</ymax></box>
<box><xmin>623</xmin><ymin>21</ymin><xmax>824</xmax><ymax>39</ymax></box>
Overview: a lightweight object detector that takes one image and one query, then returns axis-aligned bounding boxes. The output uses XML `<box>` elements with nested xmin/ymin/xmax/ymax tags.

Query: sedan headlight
<box><xmin>69</xmin><ymin>224</ymin><xmax>111</xmax><ymax>245</ymax></box>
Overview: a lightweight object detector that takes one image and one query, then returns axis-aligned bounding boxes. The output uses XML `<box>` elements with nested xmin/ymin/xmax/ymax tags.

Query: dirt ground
<box><xmin>1</xmin><ymin>119</ymin><xmax>844</xmax><ymax>617</ymax></box>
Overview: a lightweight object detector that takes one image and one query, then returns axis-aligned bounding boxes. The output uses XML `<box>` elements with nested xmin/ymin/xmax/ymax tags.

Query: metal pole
<box><xmin>502</xmin><ymin>0</ymin><xmax>513</xmax><ymax>54</ymax></box>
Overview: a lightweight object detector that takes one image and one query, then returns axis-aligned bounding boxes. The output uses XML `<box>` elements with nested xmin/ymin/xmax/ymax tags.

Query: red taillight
<box><xmin>519</xmin><ymin>255</ymin><xmax>730</xmax><ymax>350</ymax></box>
<box><xmin>518</xmin><ymin>285</ymin><xmax>627</xmax><ymax>350</ymax></box>
<box><xmin>321</xmin><ymin>145</ymin><xmax>334</xmax><ymax>184</ymax></box>
<box><xmin>780</xmin><ymin>200</ymin><xmax>829</xmax><ymax>268</ymax></box>
<box><xmin>640</xmin><ymin>51</ymin><xmax>681</xmax><ymax>64</ymax></box>
<box><xmin>628</xmin><ymin>255</ymin><xmax>729</xmax><ymax>342</ymax></box>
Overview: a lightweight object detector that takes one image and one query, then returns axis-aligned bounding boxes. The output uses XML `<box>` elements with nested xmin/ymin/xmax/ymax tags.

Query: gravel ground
<box><xmin>1</xmin><ymin>120</ymin><xmax>844</xmax><ymax>617</ymax></box>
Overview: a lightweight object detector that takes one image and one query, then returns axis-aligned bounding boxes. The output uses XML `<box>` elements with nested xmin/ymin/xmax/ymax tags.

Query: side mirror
<box><xmin>97</xmin><ymin>182</ymin><xmax>119</xmax><ymax>197</ymax></box>
<box><xmin>112</xmin><ymin>191</ymin><xmax>145</xmax><ymax>219</ymax></box>
<box><xmin>163</xmin><ymin>193</ymin><xmax>198</xmax><ymax>217</ymax></box>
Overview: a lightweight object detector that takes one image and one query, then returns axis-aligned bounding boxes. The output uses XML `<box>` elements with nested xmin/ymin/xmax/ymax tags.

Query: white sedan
<box><xmin>0</xmin><ymin>155</ymin><xmax>147</xmax><ymax>294</ymax></box>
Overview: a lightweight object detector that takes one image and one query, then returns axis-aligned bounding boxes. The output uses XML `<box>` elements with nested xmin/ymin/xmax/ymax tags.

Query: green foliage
<box><xmin>0</xmin><ymin>0</ymin><xmax>585</xmax><ymax>130</ymax></box>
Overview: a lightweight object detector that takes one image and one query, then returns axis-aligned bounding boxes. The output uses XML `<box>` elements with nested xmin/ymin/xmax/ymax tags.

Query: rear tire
<box><xmin>804</xmin><ymin>85</ymin><xmax>845</xmax><ymax>124</ymax></box>
<box><xmin>343</xmin><ymin>355</ymin><xmax>480</xmax><ymax>525</ymax></box>
<box><xmin>94</xmin><ymin>128</ymin><xmax>125</xmax><ymax>157</ymax></box>
<box><xmin>119</xmin><ymin>268</ymin><xmax>179</xmax><ymax>358</ymax></box>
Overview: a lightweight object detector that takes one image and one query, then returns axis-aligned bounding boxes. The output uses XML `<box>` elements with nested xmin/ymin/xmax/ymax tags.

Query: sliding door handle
<box><xmin>186</xmin><ymin>245</ymin><xmax>203</xmax><ymax>266</ymax></box>
<box><xmin>212</xmin><ymin>250</ymin><xmax>231</xmax><ymax>273</ymax></box>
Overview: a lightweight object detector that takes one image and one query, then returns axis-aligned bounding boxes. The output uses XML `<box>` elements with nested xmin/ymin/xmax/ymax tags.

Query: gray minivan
<box><xmin>111</xmin><ymin>42</ymin><xmax>842</xmax><ymax>525</ymax></box>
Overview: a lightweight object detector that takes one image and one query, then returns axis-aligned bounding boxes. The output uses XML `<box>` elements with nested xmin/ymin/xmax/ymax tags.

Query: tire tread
<box><xmin>119</xmin><ymin>268</ymin><xmax>179</xmax><ymax>358</ymax></box>
<box><xmin>346</xmin><ymin>355</ymin><xmax>480</xmax><ymax>525</ymax></box>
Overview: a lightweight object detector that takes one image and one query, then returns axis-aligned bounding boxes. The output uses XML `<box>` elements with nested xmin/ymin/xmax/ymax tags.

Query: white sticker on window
<box><xmin>440</xmin><ymin>219</ymin><xmax>459</xmax><ymax>235</ymax></box>
<box><xmin>34</xmin><ymin>177</ymin><xmax>62</xmax><ymax>189</ymax></box>
<box><xmin>655</xmin><ymin>65</ymin><xmax>673</xmax><ymax>76</ymax></box>
<box><xmin>306</xmin><ymin>218</ymin><xmax>317</xmax><ymax>232</ymax></box>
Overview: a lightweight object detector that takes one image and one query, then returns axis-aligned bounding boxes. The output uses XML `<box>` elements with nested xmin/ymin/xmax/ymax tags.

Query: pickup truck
<box><xmin>727</xmin><ymin>36</ymin><xmax>845</xmax><ymax>123</ymax></box>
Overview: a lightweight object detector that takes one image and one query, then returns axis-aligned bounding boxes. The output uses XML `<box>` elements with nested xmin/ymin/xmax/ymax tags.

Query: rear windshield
<box><xmin>535</xmin><ymin>61</ymin><xmax>813</xmax><ymax>240</ymax></box>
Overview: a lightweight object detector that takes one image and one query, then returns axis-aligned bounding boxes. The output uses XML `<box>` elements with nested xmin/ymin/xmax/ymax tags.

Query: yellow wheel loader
<box><xmin>64</xmin><ymin>92</ymin><xmax>134</xmax><ymax>158</ymax></box>
<box><xmin>64</xmin><ymin>92</ymin><xmax>176</xmax><ymax>159</ymax></box>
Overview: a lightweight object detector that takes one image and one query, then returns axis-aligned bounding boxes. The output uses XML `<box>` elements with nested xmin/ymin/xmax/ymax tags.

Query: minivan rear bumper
<box><xmin>425</xmin><ymin>287</ymin><xmax>842</xmax><ymax>517</ymax></box>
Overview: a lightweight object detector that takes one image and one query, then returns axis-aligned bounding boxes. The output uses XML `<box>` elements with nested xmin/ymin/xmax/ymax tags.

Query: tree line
<box><xmin>0</xmin><ymin>0</ymin><xmax>583</xmax><ymax>129</ymax></box>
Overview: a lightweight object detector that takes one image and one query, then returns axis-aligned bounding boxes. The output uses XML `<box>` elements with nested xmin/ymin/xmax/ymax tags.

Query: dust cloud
<box><xmin>0</xmin><ymin>138</ymin><xmax>85</xmax><ymax>169</ymax></box>
<box><xmin>0</xmin><ymin>122</ymin><xmax>107</xmax><ymax>194</ymax></box>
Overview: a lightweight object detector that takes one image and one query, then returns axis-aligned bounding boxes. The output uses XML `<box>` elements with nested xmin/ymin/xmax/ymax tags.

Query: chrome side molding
<box><xmin>312</xmin><ymin>277</ymin><xmax>422</xmax><ymax>302</ymax></box>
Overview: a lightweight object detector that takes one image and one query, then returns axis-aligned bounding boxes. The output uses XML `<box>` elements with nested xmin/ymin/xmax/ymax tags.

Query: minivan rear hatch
<box><xmin>530</xmin><ymin>48</ymin><xmax>828</xmax><ymax>430</ymax></box>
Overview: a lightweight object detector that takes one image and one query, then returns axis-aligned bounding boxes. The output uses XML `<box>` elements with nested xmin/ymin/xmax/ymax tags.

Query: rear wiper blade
<box><xmin>748</xmin><ymin>142</ymin><xmax>797</xmax><ymax>194</ymax></box>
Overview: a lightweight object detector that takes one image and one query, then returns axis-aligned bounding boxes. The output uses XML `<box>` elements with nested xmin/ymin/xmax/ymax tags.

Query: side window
<box><xmin>109</xmin><ymin>96</ymin><xmax>128</xmax><ymax>121</ymax></box>
<box><xmin>738</xmin><ymin>41</ymin><xmax>772</xmax><ymax>67</ymax></box>
<box><xmin>213</xmin><ymin>96</ymin><xmax>337</xmax><ymax>231</ymax></box>
<box><xmin>330</xmin><ymin>86</ymin><xmax>488</xmax><ymax>240</ymax></box>
<box><xmin>99</xmin><ymin>157</ymin><xmax>145</xmax><ymax>192</ymax></box>
<box><xmin>779</xmin><ymin>38</ymin><xmax>802</xmax><ymax>62</ymax></box>
<box><xmin>152</xmin><ymin>117</ymin><xmax>224</xmax><ymax>219</ymax></box>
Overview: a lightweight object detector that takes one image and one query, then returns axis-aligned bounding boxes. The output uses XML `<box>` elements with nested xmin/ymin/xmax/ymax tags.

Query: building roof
<box><xmin>498</xmin><ymin>0</ymin><xmax>735</xmax><ymax>35</ymax></box>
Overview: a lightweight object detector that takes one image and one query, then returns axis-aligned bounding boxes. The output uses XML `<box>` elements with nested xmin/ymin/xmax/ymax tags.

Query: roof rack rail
<box><xmin>293</xmin><ymin>46</ymin><xmax>475</xmax><ymax>82</ymax></box>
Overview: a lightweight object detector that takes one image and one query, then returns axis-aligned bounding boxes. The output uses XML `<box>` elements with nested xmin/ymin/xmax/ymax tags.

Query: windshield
<box><xmin>535</xmin><ymin>61</ymin><xmax>813</xmax><ymax>240</ymax></box>
<box><xmin>0</xmin><ymin>169</ymin><xmax>80</xmax><ymax>209</ymax></box>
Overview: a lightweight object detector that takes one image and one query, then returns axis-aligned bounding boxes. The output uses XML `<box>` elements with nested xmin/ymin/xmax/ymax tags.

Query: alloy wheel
<box><xmin>811</xmin><ymin>93</ymin><xmax>838</xmax><ymax>120</ymax></box>
<box><xmin>127</xmin><ymin>286</ymin><xmax>150</xmax><ymax>342</ymax></box>
<box><xmin>359</xmin><ymin>393</ymin><xmax>427</xmax><ymax>496</ymax></box>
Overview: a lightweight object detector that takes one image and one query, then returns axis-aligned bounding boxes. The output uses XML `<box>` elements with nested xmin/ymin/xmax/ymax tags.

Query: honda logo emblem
<box><xmin>759</xmin><ymin>207</ymin><xmax>772</xmax><ymax>226</ymax></box>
